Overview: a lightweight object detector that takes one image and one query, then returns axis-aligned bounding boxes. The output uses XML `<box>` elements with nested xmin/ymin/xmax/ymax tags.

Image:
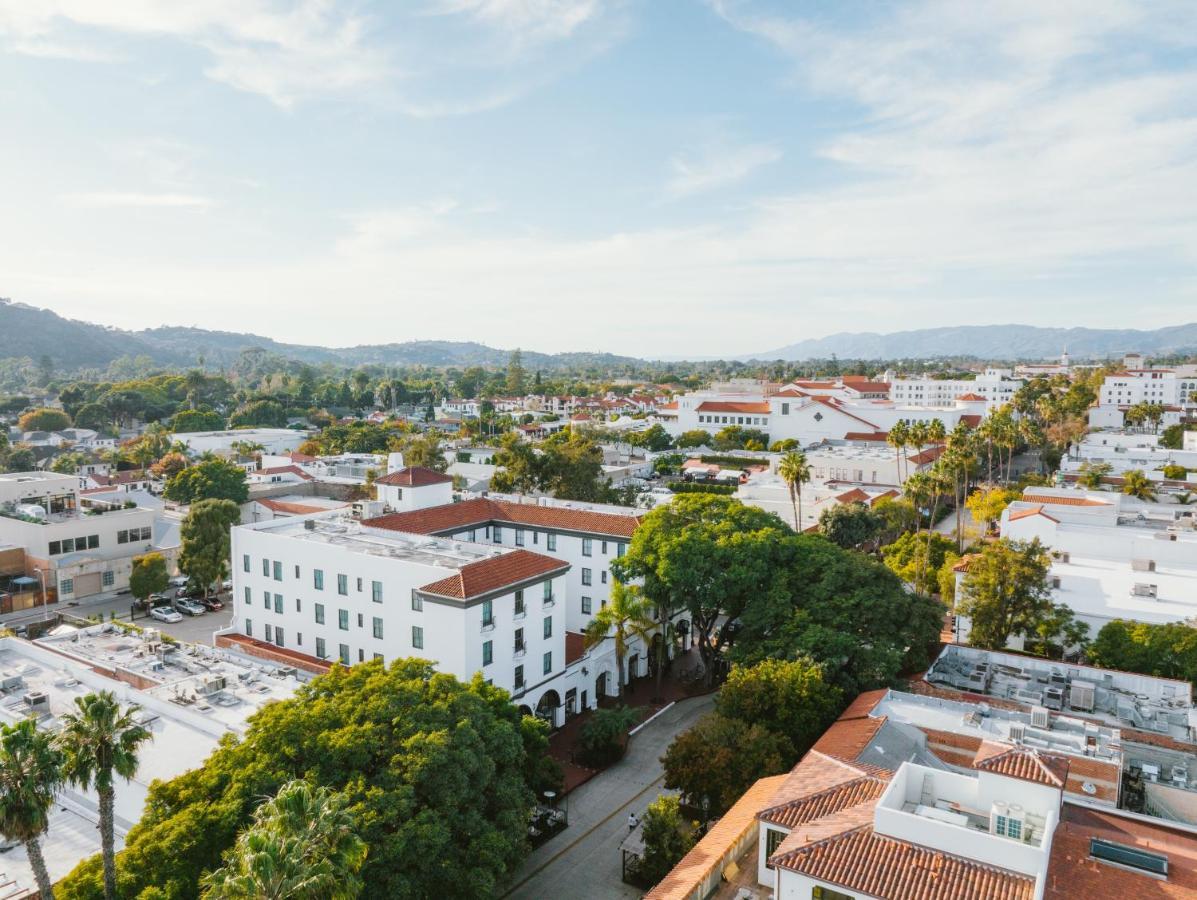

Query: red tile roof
<box><xmin>257</xmin><ymin>465</ymin><xmax>313</xmax><ymax>481</ymax></box>
<box><xmin>696</xmin><ymin>401</ymin><xmax>772</xmax><ymax>414</ymax></box>
<box><xmin>1008</xmin><ymin>505</ymin><xmax>1060</xmax><ymax>523</ymax></box>
<box><xmin>961</xmin><ymin>414</ymin><xmax>983</xmax><ymax>427</ymax></box>
<box><xmin>772</xmin><ymin>826</ymin><xmax>1035</xmax><ymax>900</ymax></box>
<box><xmin>759</xmin><ymin>776</ymin><xmax>888</xmax><ymax>829</ymax></box>
<box><xmin>367</xmin><ymin>497</ymin><xmax>640</xmax><ymax>539</ymax></box>
<box><xmin>957</xmin><ymin>392</ymin><xmax>988</xmax><ymax>401</ymax></box>
<box><xmin>256</xmin><ymin>498</ymin><xmax>341</xmax><ymax>515</ymax></box>
<box><xmin>565</xmin><ymin>631</ymin><xmax>586</xmax><ymax>666</ymax></box>
<box><xmin>809</xmin><ymin>395</ymin><xmax>880</xmax><ymax>429</ymax></box>
<box><xmin>907</xmin><ymin>444</ymin><xmax>946</xmax><ymax>465</ymax></box>
<box><xmin>843</xmin><ymin>431</ymin><xmax>890</xmax><ymax>441</ymax></box>
<box><xmin>375</xmin><ymin>466</ymin><xmax>453</xmax><ymax>487</ymax></box>
<box><xmin>972</xmin><ymin>743</ymin><xmax>1070</xmax><ymax>788</ymax></box>
<box><xmin>1021</xmin><ymin>493</ymin><xmax>1110</xmax><ymax>507</ymax></box>
<box><xmin>835</xmin><ymin>488</ymin><xmax>871</xmax><ymax>505</ymax></box>
<box><xmin>417</xmin><ymin>549</ymin><xmax>568</xmax><ymax>600</ymax></box>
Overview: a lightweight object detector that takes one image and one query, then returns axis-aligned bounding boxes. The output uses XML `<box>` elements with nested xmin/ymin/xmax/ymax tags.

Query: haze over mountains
<box><xmin>3</xmin><ymin>300</ymin><xmax>1196</xmax><ymax>370</ymax></box>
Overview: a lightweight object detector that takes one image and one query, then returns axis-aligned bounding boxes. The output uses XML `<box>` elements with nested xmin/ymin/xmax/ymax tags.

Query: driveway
<box><xmin>505</xmin><ymin>692</ymin><xmax>716</xmax><ymax>900</ymax></box>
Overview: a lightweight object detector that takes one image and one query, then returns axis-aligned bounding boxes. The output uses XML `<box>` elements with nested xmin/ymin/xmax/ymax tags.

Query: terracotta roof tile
<box><xmin>972</xmin><ymin>743</ymin><xmax>1070</xmax><ymax>788</ymax></box>
<box><xmin>257</xmin><ymin>465</ymin><xmax>313</xmax><ymax>480</ymax></box>
<box><xmin>375</xmin><ymin>466</ymin><xmax>453</xmax><ymax>487</ymax></box>
<box><xmin>1021</xmin><ymin>493</ymin><xmax>1111</xmax><ymax>507</ymax></box>
<box><xmin>759</xmin><ymin>776</ymin><xmax>888</xmax><ymax>829</ymax></box>
<box><xmin>565</xmin><ymin>631</ymin><xmax>586</xmax><ymax>666</ymax></box>
<box><xmin>367</xmin><ymin>497</ymin><xmax>640</xmax><ymax>539</ymax></box>
<box><xmin>417</xmin><ymin>549</ymin><xmax>568</xmax><ymax>600</ymax></box>
<box><xmin>1008</xmin><ymin>505</ymin><xmax>1060</xmax><ymax>523</ymax></box>
<box><xmin>256</xmin><ymin>498</ymin><xmax>342</xmax><ymax>515</ymax></box>
<box><xmin>835</xmin><ymin>488</ymin><xmax>871</xmax><ymax>504</ymax></box>
<box><xmin>696</xmin><ymin>401</ymin><xmax>772</xmax><ymax>414</ymax></box>
<box><xmin>773</xmin><ymin>827</ymin><xmax>1036</xmax><ymax>900</ymax></box>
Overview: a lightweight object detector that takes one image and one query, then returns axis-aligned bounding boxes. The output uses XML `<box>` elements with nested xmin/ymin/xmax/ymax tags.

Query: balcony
<box><xmin>542</xmin><ymin>594</ymin><xmax>556</xmax><ymax>609</ymax></box>
<box><xmin>481</xmin><ymin>618</ymin><xmax>496</xmax><ymax>633</ymax></box>
<box><xmin>513</xmin><ymin>643</ymin><xmax>527</xmax><ymax>659</ymax></box>
<box><xmin>513</xmin><ymin>606</ymin><xmax>526</xmax><ymax>621</ymax></box>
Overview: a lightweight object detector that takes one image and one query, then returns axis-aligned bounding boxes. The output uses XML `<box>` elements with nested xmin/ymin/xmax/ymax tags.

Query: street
<box><xmin>505</xmin><ymin>693</ymin><xmax>716</xmax><ymax>900</ymax></box>
<box><xmin>1</xmin><ymin>591</ymin><xmax>233</xmax><ymax>646</ymax></box>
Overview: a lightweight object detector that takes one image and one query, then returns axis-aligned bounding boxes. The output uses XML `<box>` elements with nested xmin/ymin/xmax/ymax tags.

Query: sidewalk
<box><xmin>506</xmin><ymin>692</ymin><xmax>717</xmax><ymax>900</ymax></box>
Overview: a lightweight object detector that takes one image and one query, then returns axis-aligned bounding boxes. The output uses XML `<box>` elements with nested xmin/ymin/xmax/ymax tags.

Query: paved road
<box><xmin>1</xmin><ymin>591</ymin><xmax>233</xmax><ymax>645</ymax></box>
<box><xmin>505</xmin><ymin>693</ymin><xmax>716</xmax><ymax>900</ymax></box>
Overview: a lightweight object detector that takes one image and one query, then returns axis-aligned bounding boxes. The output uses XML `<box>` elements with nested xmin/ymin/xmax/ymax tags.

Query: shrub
<box><xmin>577</xmin><ymin>705</ymin><xmax>641</xmax><ymax>768</ymax></box>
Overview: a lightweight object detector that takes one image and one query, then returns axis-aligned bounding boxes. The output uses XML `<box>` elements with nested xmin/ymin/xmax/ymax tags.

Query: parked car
<box><xmin>174</xmin><ymin>598</ymin><xmax>206</xmax><ymax>617</ymax></box>
<box><xmin>133</xmin><ymin>591</ymin><xmax>170</xmax><ymax>612</ymax></box>
<box><xmin>199</xmin><ymin>596</ymin><xmax>224</xmax><ymax>611</ymax></box>
<box><xmin>220</xmin><ymin>580</ymin><xmax>232</xmax><ymax>592</ymax></box>
<box><xmin>150</xmin><ymin>606</ymin><xmax>183</xmax><ymax>624</ymax></box>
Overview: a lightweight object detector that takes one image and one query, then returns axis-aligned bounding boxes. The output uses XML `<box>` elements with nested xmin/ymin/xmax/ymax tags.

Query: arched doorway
<box><xmin>517</xmin><ymin>704</ymin><xmax>533</xmax><ymax>718</ymax></box>
<box><xmin>536</xmin><ymin>690</ymin><xmax>562</xmax><ymax>729</ymax></box>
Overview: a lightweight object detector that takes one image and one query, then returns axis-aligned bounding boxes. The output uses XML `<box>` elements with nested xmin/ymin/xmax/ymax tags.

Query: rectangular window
<box><xmin>412</xmin><ymin>625</ymin><xmax>424</xmax><ymax>649</ymax></box>
<box><xmin>117</xmin><ymin>531</ymin><xmax>128</xmax><ymax>545</ymax></box>
<box><xmin>532</xmin><ymin>531</ymin><xmax>539</xmax><ymax>545</ymax></box>
<box><xmin>264</xmin><ymin>623</ymin><xmax>273</xmax><ymax>643</ymax></box>
<box><xmin>515</xmin><ymin>627</ymin><xmax>525</xmax><ymax>652</ymax></box>
<box><xmin>601</xmin><ymin>540</ymin><xmax>608</xmax><ymax>555</ymax></box>
<box><xmin>372</xmin><ymin>616</ymin><xmax>384</xmax><ymax>639</ymax></box>
<box><xmin>411</xmin><ymin>593</ymin><xmax>423</xmax><ymax>612</ymax></box>
<box><xmin>315</xmin><ymin>603</ymin><xmax>325</xmax><ymax>624</ymax></box>
<box><xmin>547</xmin><ymin>533</ymin><xmax>557</xmax><ymax>551</ymax></box>
<box><xmin>581</xmin><ymin>596</ymin><xmax>591</xmax><ymax>615</ymax></box>
<box><xmin>357</xmin><ymin>612</ymin><xmax>363</xmax><ymax>628</ymax></box>
<box><xmin>339</xmin><ymin>644</ymin><xmax>350</xmax><ymax>666</ymax></box>
<box><xmin>89</xmin><ymin>534</ymin><xmax>100</xmax><ymax>549</ymax></box>
<box><xmin>274</xmin><ymin>627</ymin><xmax>284</xmax><ymax>648</ymax></box>
<box><xmin>338</xmin><ymin>609</ymin><xmax>349</xmax><ymax>631</ymax></box>
<box><xmin>316</xmin><ymin>637</ymin><xmax>327</xmax><ymax>659</ymax></box>
<box><xmin>515</xmin><ymin>665</ymin><xmax>525</xmax><ymax>689</ymax></box>
<box><xmin>245</xmin><ymin>618</ymin><xmax>252</xmax><ymax>637</ymax></box>
<box><xmin>243</xmin><ymin>554</ymin><xmax>250</xmax><ymax>573</ymax></box>
<box><xmin>765</xmin><ymin>828</ymin><xmax>786</xmax><ymax>869</ymax></box>
<box><xmin>358</xmin><ymin>649</ymin><xmax>364</xmax><ymax>662</ymax></box>
<box><xmin>49</xmin><ymin>541</ymin><xmax>61</xmax><ymax>555</ymax></box>
<box><xmin>514</xmin><ymin>590</ymin><xmax>525</xmax><ymax>616</ymax></box>
<box><xmin>543</xmin><ymin>651</ymin><xmax>552</xmax><ymax>675</ymax></box>
<box><xmin>372</xmin><ymin>580</ymin><xmax>383</xmax><ymax>603</ymax></box>
<box><xmin>582</xmin><ymin>537</ymin><xmax>592</xmax><ymax>556</ymax></box>
<box><xmin>811</xmin><ymin>888</ymin><xmax>855</xmax><ymax>900</ymax></box>
<box><xmin>294</xmin><ymin>565</ymin><xmax>300</xmax><ymax>578</ymax></box>
<box><xmin>543</xmin><ymin>616</ymin><xmax>552</xmax><ymax>639</ymax></box>
<box><xmin>102</xmin><ymin>570</ymin><xmax>114</xmax><ymax>588</ymax></box>
<box><xmin>356</xmin><ymin>577</ymin><xmax>363</xmax><ymax>593</ymax></box>
<box><xmin>543</xmin><ymin>581</ymin><xmax>553</xmax><ymax>601</ymax></box>
<box><xmin>297</xmin><ymin>632</ymin><xmax>303</xmax><ymax>646</ymax></box>
<box><xmin>314</xmin><ymin>569</ymin><xmax>324</xmax><ymax>590</ymax></box>
<box><xmin>264</xmin><ymin>590</ymin><xmax>270</xmax><ymax>607</ymax></box>
<box><xmin>515</xmin><ymin>529</ymin><xmax>525</xmax><ymax>547</ymax></box>
<box><xmin>263</xmin><ymin>558</ymin><xmax>270</xmax><ymax>576</ymax></box>
<box><xmin>601</xmin><ymin>570</ymin><xmax>607</xmax><ymax>584</ymax></box>
<box><xmin>482</xmin><ymin>599</ymin><xmax>494</xmax><ymax>627</ymax></box>
<box><xmin>61</xmin><ymin>578</ymin><xmax>73</xmax><ymax>594</ymax></box>
<box><xmin>493</xmin><ymin>525</ymin><xmax>502</xmax><ymax>543</ymax></box>
<box><xmin>373</xmin><ymin>652</ymin><xmax>383</xmax><ymax>661</ymax></box>
<box><xmin>62</xmin><ymin>538</ymin><xmax>75</xmax><ymax>553</ymax></box>
<box><xmin>482</xmin><ymin>640</ymin><xmax>493</xmax><ymax>666</ymax></box>
<box><xmin>295</xmin><ymin>597</ymin><xmax>301</xmax><ymax>612</ymax></box>
<box><xmin>244</xmin><ymin>586</ymin><xmax>252</xmax><ymax>606</ymax></box>
<box><xmin>273</xmin><ymin>594</ymin><xmax>283</xmax><ymax>614</ymax></box>
<box><xmin>581</xmin><ymin>568</ymin><xmax>592</xmax><ymax>586</ymax></box>
<box><xmin>337</xmin><ymin>574</ymin><xmax>348</xmax><ymax>595</ymax></box>
<box><xmin>273</xmin><ymin>561</ymin><xmax>282</xmax><ymax>582</ymax></box>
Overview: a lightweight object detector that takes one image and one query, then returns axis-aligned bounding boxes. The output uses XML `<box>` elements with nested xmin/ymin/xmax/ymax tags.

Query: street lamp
<box><xmin>35</xmin><ymin>567</ymin><xmax>49</xmax><ymax>622</ymax></box>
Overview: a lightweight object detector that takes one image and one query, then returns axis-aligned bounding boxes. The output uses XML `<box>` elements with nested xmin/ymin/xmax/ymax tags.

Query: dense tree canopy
<box><xmin>178</xmin><ymin>499</ymin><xmax>241</xmax><ymax>596</ymax></box>
<box><xmin>170</xmin><ymin>408</ymin><xmax>225</xmax><ymax>433</ymax></box>
<box><xmin>957</xmin><ymin>538</ymin><xmax>1064</xmax><ymax>651</ymax></box>
<box><xmin>1088</xmin><ymin>620</ymin><xmax>1197</xmax><ymax>683</ymax></box>
<box><xmin>817</xmin><ymin>502</ymin><xmax>882</xmax><ymax>551</ymax></box>
<box><xmin>17</xmin><ymin>407</ymin><xmax>71</xmax><ymax>432</ymax></box>
<box><xmin>164</xmin><ymin>458</ymin><xmax>249</xmax><ymax>504</ymax></box>
<box><xmin>58</xmin><ymin>660</ymin><xmax>555</xmax><ymax>900</ymax></box>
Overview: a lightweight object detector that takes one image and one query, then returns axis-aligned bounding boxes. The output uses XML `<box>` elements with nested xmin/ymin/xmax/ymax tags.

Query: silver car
<box><xmin>174</xmin><ymin>598</ymin><xmax>206</xmax><ymax>617</ymax></box>
<box><xmin>150</xmin><ymin>606</ymin><xmax>183</xmax><ymax>624</ymax></box>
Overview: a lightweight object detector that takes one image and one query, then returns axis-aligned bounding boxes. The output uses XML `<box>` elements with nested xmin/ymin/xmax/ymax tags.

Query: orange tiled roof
<box><xmin>773</xmin><ymin>826</ymin><xmax>1035</xmax><ymax>900</ymax></box>
<box><xmin>835</xmin><ymin>488</ymin><xmax>871</xmax><ymax>504</ymax></box>
<box><xmin>375</xmin><ymin>466</ymin><xmax>453</xmax><ymax>487</ymax></box>
<box><xmin>696</xmin><ymin>401</ymin><xmax>771</xmax><ymax>414</ymax></box>
<box><xmin>1008</xmin><ymin>505</ymin><xmax>1060</xmax><ymax>523</ymax></box>
<box><xmin>257</xmin><ymin>465</ymin><xmax>314</xmax><ymax>480</ymax></box>
<box><xmin>973</xmin><ymin>743</ymin><xmax>1070</xmax><ymax>788</ymax></box>
<box><xmin>961</xmin><ymin>414</ymin><xmax>983</xmax><ymax>427</ymax></box>
<box><xmin>957</xmin><ymin>392</ymin><xmax>988</xmax><ymax>401</ymax></box>
<box><xmin>759</xmin><ymin>776</ymin><xmax>888</xmax><ymax>829</ymax></box>
<box><xmin>565</xmin><ymin>631</ymin><xmax>586</xmax><ymax>666</ymax></box>
<box><xmin>256</xmin><ymin>498</ymin><xmax>341</xmax><ymax>515</ymax></box>
<box><xmin>367</xmin><ymin>497</ymin><xmax>641</xmax><ymax>539</ymax></box>
<box><xmin>1021</xmin><ymin>493</ymin><xmax>1111</xmax><ymax>507</ymax></box>
<box><xmin>417</xmin><ymin>549</ymin><xmax>568</xmax><ymax>600</ymax></box>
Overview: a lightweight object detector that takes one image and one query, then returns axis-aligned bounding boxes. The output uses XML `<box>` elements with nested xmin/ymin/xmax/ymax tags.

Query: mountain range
<box><xmin>3</xmin><ymin>299</ymin><xmax>1196</xmax><ymax>371</ymax></box>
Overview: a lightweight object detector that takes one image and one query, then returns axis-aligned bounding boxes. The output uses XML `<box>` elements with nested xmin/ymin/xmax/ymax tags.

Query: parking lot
<box><xmin>2</xmin><ymin>591</ymin><xmax>234</xmax><ymax>647</ymax></box>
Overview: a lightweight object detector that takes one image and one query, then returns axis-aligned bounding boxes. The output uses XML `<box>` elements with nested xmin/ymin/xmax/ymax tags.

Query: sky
<box><xmin>1</xmin><ymin>0</ymin><xmax>1196</xmax><ymax>358</ymax></box>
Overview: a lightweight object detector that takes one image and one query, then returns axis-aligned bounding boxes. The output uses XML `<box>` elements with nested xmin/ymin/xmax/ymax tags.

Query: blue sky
<box><xmin>1</xmin><ymin>0</ymin><xmax>1195</xmax><ymax>358</ymax></box>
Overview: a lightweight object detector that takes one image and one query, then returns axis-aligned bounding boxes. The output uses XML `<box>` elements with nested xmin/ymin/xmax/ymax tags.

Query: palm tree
<box><xmin>1078</xmin><ymin>461</ymin><xmax>1113</xmax><ymax>490</ymax></box>
<box><xmin>0</xmin><ymin>719</ymin><xmax>64</xmax><ymax>900</ymax></box>
<box><xmin>1121</xmin><ymin>469</ymin><xmax>1157</xmax><ymax>502</ymax></box>
<box><xmin>59</xmin><ymin>691</ymin><xmax>152</xmax><ymax>900</ymax></box>
<box><xmin>583</xmin><ymin>581</ymin><xmax>655</xmax><ymax>697</ymax></box>
<box><xmin>887</xmin><ymin>421</ymin><xmax>909</xmax><ymax>485</ymax></box>
<box><xmin>201</xmin><ymin>780</ymin><xmax>367</xmax><ymax>900</ymax></box>
<box><xmin>778</xmin><ymin>450</ymin><xmax>811</xmax><ymax>531</ymax></box>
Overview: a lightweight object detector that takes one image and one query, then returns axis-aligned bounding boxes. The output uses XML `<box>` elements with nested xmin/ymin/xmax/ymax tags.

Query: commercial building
<box><xmin>0</xmin><ymin>472</ymin><xmax>177</xmax><ymax>604</ymax></box>
<box><xmin>168</xmin><ymin>428</ymin><xmax>310</xmax><ymax>455</ymax></box>
<box><xmin>648</xmin><ymin>645</ymin><xmax>1197</xmax><ymax>900</ymax></box>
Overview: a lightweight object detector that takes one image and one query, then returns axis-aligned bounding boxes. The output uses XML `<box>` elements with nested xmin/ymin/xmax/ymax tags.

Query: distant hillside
<box><xmin>748</xmin><ymin>324</ymin><xmax>1197</xmax><ymax>362</ymax></box>
<box><xmin>0</xmin><ymin>300</ymin><xmax>643</xmax><ymax>372</ymax></box>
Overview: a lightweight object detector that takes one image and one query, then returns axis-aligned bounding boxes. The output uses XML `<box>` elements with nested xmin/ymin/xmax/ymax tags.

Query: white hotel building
<box><xmin>227</xmin><ymin>467</ymin><xmax>661</xmax><ymax>726</ymax></box>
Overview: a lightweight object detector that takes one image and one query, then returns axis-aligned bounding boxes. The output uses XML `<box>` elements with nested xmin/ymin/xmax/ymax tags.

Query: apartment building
<box><xmin>0</xmin><ymin>471</ymin><xmax>176</xmax><ymax>602</ymax></box>
<box><xmin>648</xmin><ymin>645</ymin><xmax>1197</xmax><ymax>900</ymax></box>
<box><xmin>889</xmin><ymin>368</ymin><xmax>1023</xmax><ymax>410</ymax></box>
<box><xmin>1061</xmin><ymin>431</ymin><xmax>1197</xmax><ymax>483</ymax></box>
<box><xmin>952</xmin><ymin>487</ymin><xmax>1197</xmax><ymax>648</ymax></box>
<box><xmin>1088</xmin><ymin>367</ymin><xmax>1197</xmax><ymax>429</ymax></box>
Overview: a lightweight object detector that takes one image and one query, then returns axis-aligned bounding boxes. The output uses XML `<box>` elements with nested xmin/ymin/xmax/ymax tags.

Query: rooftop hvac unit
<box><xmin>1174</xmin><ymin>765</ymin><xmax>1189</xmax><ymax>788</ymax></box>
<box><xmin>1058</xmin><ymin>551</ymin><xmax>1070</xmax><ymax>564</ymax></box>
<box><xmin>1070</xmin><ymin>680</ymin><xmax>1096</xmax><ymax>712</ymax></box>
<box><xmin>304</xmin><ymin>519</ymin><xmax>316</xmax><ymax>530</ymax></box>
<box><xmin>199</xmin><ymin>675</ymin><xmax>227</xmax><ymax>695</ymax></box>
<box><xmin>1008</xmin><ymin>723</ymin><xmax>1026</xmax><ymax>743</ymax></box>
<box><xmin>990</xmin><ymin>801</ymin><xmax>1009</xmax><ymax>835</ymax></box>
<box><xmin>23</xmin><ymin>691</ymin><xmax>49</xmax><ymax>711</ymax></box>
<box><xmin>1131</xmin><ymin>583</ymin><xmax>1159</xmax><ymax>599</ymax></box>
<box><xmin>1141</xmin><ymin>763</ymin><xmax>1160</xmax><ymax>782</ymax></box>
<box><xmin>1044</xmin><ymin>686</ymin><xmax>1064</xmax><ymax>711</ymax></box>
<box><xmin>1031</xmin><ymin>706</ymin><xmax>1051</xmax><ymax>729</ymax></box>
<box><xmin>1051</xmin><ymin>576</ymin><xmax>1062</xmax><ymax>589</ymax></box>
<box><xmin>0</xmin><ymin>675</ymin><xmax>23</xmax><ymax>692</ymax></box>
<box><xmin>1132</xmin><ymin>558</ymin><xmax>1157</xmax><ymax>573</ymax></box>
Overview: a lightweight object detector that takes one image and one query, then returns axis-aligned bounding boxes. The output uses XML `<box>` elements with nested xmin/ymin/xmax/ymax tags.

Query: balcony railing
<box><xmin>541</xmin><ymin>594</ymin><xmax>555</xmax><ymax>609</ymax></box>
<box><xmin>481</xmin><ymin>618</ymin><xmax>496</xmax><ymax>633</ymax></box>
<box><xmin>513</xmin><ymin>606</ymin><xmax>526</xmax><ymax>620</ymax></box>
<box><xmin>513</xmin><ymin>643</ymin><xmax>526</xmax><ymax>658</ymax></box>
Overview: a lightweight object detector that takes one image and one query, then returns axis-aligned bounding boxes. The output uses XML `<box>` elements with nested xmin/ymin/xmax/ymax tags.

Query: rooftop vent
<box><xmin>1031</xmin><ymin>706</ymin><xmax>1051</xmax><ymax>729</ymax></box>
<box><xmin>1090</xmin><ymin>838</ymin><xmax>1168</xmax><ymax>878</ymax></box>
<box><xmin>1132</xmin><ymin>583</ymin><xmax>1159</xmax><ymax>599</ymax></box>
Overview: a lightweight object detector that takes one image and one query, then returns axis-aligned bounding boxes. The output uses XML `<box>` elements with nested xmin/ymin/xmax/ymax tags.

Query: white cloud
<box><xmin>62</xmin><ymin>192</ymin><xmax>213</xmax><ymax>209</ymax></box>
<box><xmin>666</xmin><ymin>140</ymin><xmax>781</xmax><ymax>198</ymax></box>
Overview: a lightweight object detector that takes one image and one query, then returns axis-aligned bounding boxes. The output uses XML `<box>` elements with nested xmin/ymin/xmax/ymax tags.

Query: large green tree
<box><xmin>200</xmin><ymin>780</ymin><xmax>367</xmax><ymax>900</ymax></box>
<box><xmin>178</xmin><ymin>499</ymin><xmax>241</xmax><ymax>597</ymax></box>
<box><xmin>1088</xmin><ymin>620</ymin><xmax>1197</xmax><ymax>683</ymax></box>
<box><xmin>881</xmin><ymin>530</ymin><xmax>957</xmax><ymax>595</ymax></box>
<box><xmin>818</xmin><ymin>501</ymin><xmax>882</xmax><ymax>551</ymax></box>
<box><xmin>58</xmin><ymin>661</ymin><xmax>554</xmax><ymax>900</ymax></box>
<box><xmin>165</xmin><ymin>458</ymin><xmax>249</xmax><ymax>504</ymax></box>
<box><xmin>635</xmin><ymin>795</ymin><xmax>696</xmax><ymax>885</ymax></box>
<box><xmin>18</xmin><ymin>407</ymin><xmax>71</xmax><ymax>432</ymax></box>
<box><xmin>129</xmin><ymin>553</ymin><xmax>170</xmax><ymax>605</ymax></box>
<box><xmin>60</xmin><ymin>691</ymin><xmax>152</xmax><ymax>900</ymax></box>
<box><xmin>0</xmin><ymin>719</ymin><xmax>65</xmax><ymax>900</ymax></box>
<box><xmin>171</xmin><ymin>408</ymin><xmax>226</xmax><ymax>432</ymax></box>
<box><xmin>957</xmin><ymin>538</ymin><xmax>1055</xmax><ymax>650</ymax></box>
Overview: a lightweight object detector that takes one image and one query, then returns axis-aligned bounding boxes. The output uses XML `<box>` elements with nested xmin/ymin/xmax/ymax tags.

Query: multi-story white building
<box><xmin>169</xmin><ymin>428</ymin><xmax>310</xmax><ymax>455</ymax></box>
<box><xmin>0</xmin><ymin>471</ymin><xmax>176</xmax><ymax>602</ymax></box>
<box><xmin>889</xmin><ymin>368</ymin><xmax>1023</xmax><ymax>410</ymax></box>
<box><xmin>1089</xmin><ymin>367</ymin><xmax>1197</xmax><ymax>429</ymax></box>
<box><xmin>226</xmin><ymin>466</ymin><xmax>663</xmax><ymax>727</ymax></box>
<box><xmin>1062</xmin><ymin>432</ymin><xmax>1197</xmax><ymax>484</ymax></box>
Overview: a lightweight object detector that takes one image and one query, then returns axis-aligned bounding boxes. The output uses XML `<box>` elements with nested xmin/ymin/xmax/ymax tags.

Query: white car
<box><xmin>150</xmin><ymin>606</ymin><xmax>183</xmax><ymax>624</ymax></box>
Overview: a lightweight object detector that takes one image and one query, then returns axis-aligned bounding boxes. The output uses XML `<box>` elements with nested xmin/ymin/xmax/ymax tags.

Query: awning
<box><xmin>10</xmin><ymin>576</ymin><xmax>37</xmax><ymax>586</ymax></box>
